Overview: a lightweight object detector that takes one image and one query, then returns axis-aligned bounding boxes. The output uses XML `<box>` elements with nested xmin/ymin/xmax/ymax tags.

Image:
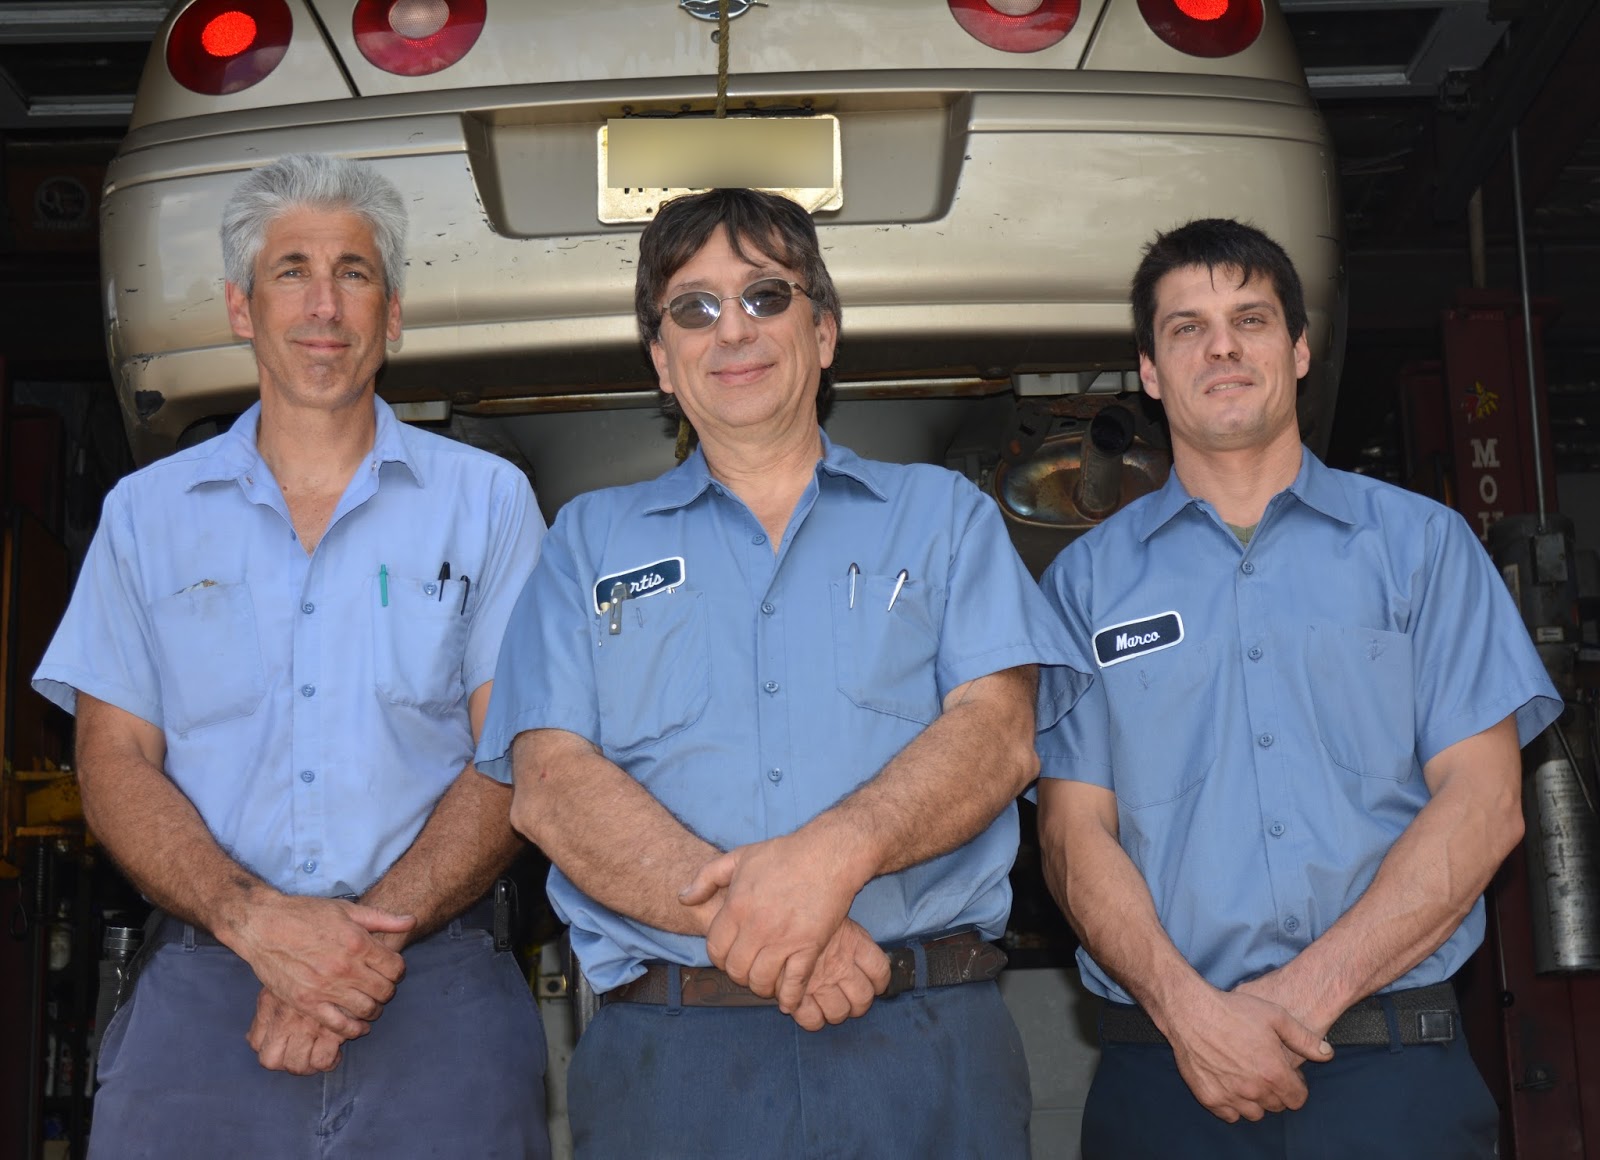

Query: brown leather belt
<box><xmin>1100</xmin><ymin>981</ymin><xmax>1459</xmax><ymax>1048</ymax></box>
<box><xmin>603</xmin><ymin>930</ymin><xmax>1007</xmax><ymax>1008</ymax></box>
<box><xmin>145</xmin><ymin>894</ymin><xmax>499</xmax><ymax>950</ymax></box>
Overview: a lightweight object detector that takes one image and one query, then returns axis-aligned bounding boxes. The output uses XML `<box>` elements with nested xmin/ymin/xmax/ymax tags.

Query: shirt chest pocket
<box><xmin>593</xmin><ymin>589</ymin><xmax>711</xmax><ymax>755</ymax></box>
<box><xmin>1307</xmin><ymin>624</ymin><xmax>1416</xmax><ymax>782</ymax></box>
<box><xmin>372</xmin><ymin>574</ymin><xmax>470</xmax><ymax>712</ymax></box>
<box><xmin>148</xmin><ymin>582</ymin><xmax>267</xmax><ymax>736</ymax></box>
<box><xmin>829</xmin><ymin>575</ymin><xmax>942</xmax><ymax>725</ymax></box>
<box><xmin>1101</xmin><ymin>643</ymin><xmax>1217</xmax><ymax>810</ymax></box>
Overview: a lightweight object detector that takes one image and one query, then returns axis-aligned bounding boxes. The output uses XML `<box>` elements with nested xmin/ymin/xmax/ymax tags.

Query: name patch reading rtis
<box><xmin>1093</xmin><ymin>611</ymin><xmax>1184</xmax><ymax>668</ymax></box>
<box><xmin>593</xmin><ymin>556</ymin><xmax>686</xmax><ymax>614</ymax></box>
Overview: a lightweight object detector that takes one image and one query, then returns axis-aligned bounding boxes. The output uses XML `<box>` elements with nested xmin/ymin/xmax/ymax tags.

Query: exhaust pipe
<box><xmin>1074</xmin><ymin>405</ymin><xmax>1136</xmax><ymax>519</ymax></box>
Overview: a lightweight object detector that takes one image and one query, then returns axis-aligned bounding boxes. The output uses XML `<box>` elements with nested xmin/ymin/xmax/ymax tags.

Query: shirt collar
<box><xmin>180</xmin><ymin>396</ymin><xmax>421</xmax><ymax>491</ymax></box>
<box><xmin>1134</xmin><ymin>444</ymin><xmax>1356</xmax><ymax>542</ymax></box>
<box><xmin>642</xmin><ymin>429</ymin><xmax>890</xmax><ymax>514</ymax></box>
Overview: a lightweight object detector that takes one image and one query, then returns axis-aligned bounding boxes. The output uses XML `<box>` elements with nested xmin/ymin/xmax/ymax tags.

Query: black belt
<box><xmin>603</xmin><ymin>930</ymin><xmax>1007</xmax><ymax>1008</ymax></box>
<box><xmin>145</xmin><ymin>894</ymin><xmax>499</xmax><ymax>951</ymax></box>
<box><xmin>1100</xmin><ymin>981</ymin><xmax>1459</xmax><ymax>1048</ymax></box>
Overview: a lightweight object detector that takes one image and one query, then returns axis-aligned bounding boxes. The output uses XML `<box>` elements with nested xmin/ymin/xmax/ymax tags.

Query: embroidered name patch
<box><xmin>1093</xmin><ymin>611</ymin><xmax>1184</xmax><ymax>668</ymax></box>
<box><xmin>593</xmin><ymin>557</ymin><xmax>685</xmax><ymax>614</ymax></box>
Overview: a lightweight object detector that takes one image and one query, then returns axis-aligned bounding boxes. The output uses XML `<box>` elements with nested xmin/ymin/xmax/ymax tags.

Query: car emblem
<box><xmin>680</xmin><ymin>0</ymin><xmax>765</xmax><ymax>20</ymax></box>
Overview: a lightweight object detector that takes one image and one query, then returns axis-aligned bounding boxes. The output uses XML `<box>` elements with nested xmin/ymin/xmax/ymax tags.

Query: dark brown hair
<box><xmin>1131</xmin><ymin>218</ymin><xmax>1308</xmax><ymax>359</ymax></box>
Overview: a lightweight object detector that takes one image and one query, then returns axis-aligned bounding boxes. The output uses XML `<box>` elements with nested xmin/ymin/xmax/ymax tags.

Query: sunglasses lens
<box><xmin>741</xmin><ymin>279</ymin><xmax>794</xmax><ymax>317</ymax></box>
<box><xmin>666</xmin><ymin>291</ymin><xmax>720</xmax><ymax>330</ymax></box>
<box><xmin>664</xmin><ymin>280</ymin><xmax>802</xmax><ymax>330</ymax></box>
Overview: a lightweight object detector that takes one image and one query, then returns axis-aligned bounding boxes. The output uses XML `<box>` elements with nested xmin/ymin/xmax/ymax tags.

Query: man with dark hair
<box><xmin>1035</xmin><ymin>216</ymin><xmax>1560</xmax><ymax>1158</ymax></box>
<box><xmin>478</xmin><ymin>187</ymin><xmax>1092</xmax><ymax>1157</ymax></box>
<box><xmin>33</xmin><ymin>153</ymin><xmax>550</xmax><ymax>1156</ymax></box>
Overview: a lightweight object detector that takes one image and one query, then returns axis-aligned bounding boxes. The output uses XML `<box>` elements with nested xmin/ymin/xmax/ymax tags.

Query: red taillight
<box><xmin>353</xmin><ymin>0</ymin><xmax>486</xmax><ymax>76</ymax></box>
<box><xmin>1138</xmin><ymin>0</ymin><xmax>1263</xmax><ymax>56</ymax></box>
<box><xmin>167</xmin><ymin>0</ymin><xmax>292</xmax><ymax>95</ymax></box>
<box><xmin>948</xmin><ymin>0</ymin><xmax>1079</xmax><ymax>53</ymax></box>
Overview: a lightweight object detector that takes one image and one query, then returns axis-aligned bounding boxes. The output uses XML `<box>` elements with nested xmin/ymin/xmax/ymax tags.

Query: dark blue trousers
<box><xmin>1082</xmin><ymin>1021</ymin><xmax>1498</xmax><ymax>1160</ymax></box>
<box><xmin>89</xmin><ymin>921</ymin><xmax>549</xmax><ymax>1159</ymax></box>
<box><xmin>568</xmin><ymin>976</ymin><xmax>1031</xmax><ymax>1159</ymax></box>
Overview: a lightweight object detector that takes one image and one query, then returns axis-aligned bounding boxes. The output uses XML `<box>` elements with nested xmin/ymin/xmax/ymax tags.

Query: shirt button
<box><xmin>302</xmin><ymin>859</ymin><xmax>318</xmax><ymax>874</ymax></box>
<box><xmin>767</xmin><ymin>768</ymin><xmax>783</xmax><ymax>784</ymax></box>
<box><xmin>1269</xmin><ymin>821</ymin><xmax>1286</xmax><ymax>837</ymax></box>
<box><xmin>1241</xmin><ymin>561</ymin><xmax>1256</xmax><ymax>575</ymax></box>
<box><xmin>1247</xmin><ymin>646</ymin><xmax>1262</xmax><ymax>661</ymax></box>
<box><xmin>751</xmin><ymin>533</ymin><xmax>767</xmax><ymax>546</ymax></box>
<box><xmin>301</xmin><ymin>601</ymin><xmax>315</xmax><ymax>615</ymax></box>
<box><xmin>300</xmin><ymin>770</ymin><xmax>315</xmax><ymax>783</ymax></box>
<box><xmin>1284</xmin><ymin>916</ymin><xmax>1300</xmax><ymax>933</ymax></box>
<box><xmin>763</xmin><ymin>680</ymin><xmax>779</xmax><ymax>694</ymax></box>
<box><xmin>300</xmin><ymin>684</ymin><xmax>316</xmax><ymax>698</ymax></box>
<box><xmin>424</xmin><ymin>582</ymin><xmax>437</xmax><ymax>596</ymax></box>
<box><xmin>1258</xmin><ymin>733</ymin><xmax>1274</xmax><ymax>748</ymax></box>
<box><xmin>761</xmin><ymin>602</ymin><xmax>775</xmax><ymax>615</ymax></box>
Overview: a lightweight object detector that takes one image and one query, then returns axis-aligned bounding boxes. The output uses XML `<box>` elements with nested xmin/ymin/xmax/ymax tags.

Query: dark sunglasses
<box><xmin>664</xmin><ymin>278</ymin><xmax>810</xmax><ymax>330</ymax></box>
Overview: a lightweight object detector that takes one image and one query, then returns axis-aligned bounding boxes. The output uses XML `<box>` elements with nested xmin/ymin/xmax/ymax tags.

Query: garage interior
<box><xmin>0</xmin><ymin>0</ymin><xmax>1598</xmax><ymax>1157</ymax></box>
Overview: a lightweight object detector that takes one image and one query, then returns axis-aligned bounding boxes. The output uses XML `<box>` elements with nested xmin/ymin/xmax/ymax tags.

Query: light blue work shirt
<box><xmin>478</xmin><ymin>432</ymin><xmax>1092</xmax><ymax>992</ymax></box>
<box><xmin>1037</xmin><ymin>446</ymin><xmax>1561</xmax><ymax>1005</ymax></box>
<box><xmin>34</xmin><ymin>397</ymin><xmax>544</xmax><ymax>898</ymax></box>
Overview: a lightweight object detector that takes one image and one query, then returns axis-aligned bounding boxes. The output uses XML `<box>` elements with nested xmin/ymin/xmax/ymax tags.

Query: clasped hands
<box><xmin>1163</xmin><ymin>970</ymin><xmax>1336</xmax><ymax>1124</ymax></box>
<box><xmin>679</xmin><ymin>831</ymin><xmax>890</xmax><ymax>1032</ymax></box>
<box><xmin>232</xmin><ymin>894</ymin><xmax>415</xmax><ymax>1076</ymax></box>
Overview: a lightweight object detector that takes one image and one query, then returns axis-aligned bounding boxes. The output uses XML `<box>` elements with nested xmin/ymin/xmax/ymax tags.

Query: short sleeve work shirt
<box><xmin>479</xmin><ymin>433</ymin><xmax>1092</xmax><ymax>991</ymax></box>
<box><xmin>1037</xmin><ymin>447</ymin><xmax>1561</xmax><ymax>1004</ymax></box>
<box><xmin>34</xmin><ymin>398</ymin><xmax>544</xmax><ymax>897</ymax></box>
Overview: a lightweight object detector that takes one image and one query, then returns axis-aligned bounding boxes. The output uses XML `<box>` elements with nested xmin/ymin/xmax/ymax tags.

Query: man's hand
<box><xmin>680</xmin><ymin>832</ymin><xmax>860</xmax><ymax>1013</ymax></box>
<box><xmin>224</xmin><ymin>895</ymin><xmax>416</xmax><ymax>1038</ymax></box>
<box><xmin>1234</xmin><ymin>968</ymin><xmax>1336</xmax><ymax>1066</ymax></box>
<box><xmin>246</xmin><ymin>988</ymin><xmax>346</xmax><ymax>1075</ymax></box>
<box><xmin>788</xmin><ymin>919</ymin><xmax>891</xmax><ymax>1032</ymax></box>
<box><xmin>1162</xmin><ymin>987</ymin><xmax>1333</xmax><ymax>1123</ymax></box>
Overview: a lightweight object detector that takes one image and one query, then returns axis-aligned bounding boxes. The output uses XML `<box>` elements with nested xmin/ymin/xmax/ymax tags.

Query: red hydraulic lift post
<box><xmin>1423</xmin><ymin>127</ymin><xmax>1600</xmax><ymax>1148</ymax></box>
<box><xmin>1437</xmin><ymin>291</ymin><xmax>1595</xmax><ymax>1160</ymax></box>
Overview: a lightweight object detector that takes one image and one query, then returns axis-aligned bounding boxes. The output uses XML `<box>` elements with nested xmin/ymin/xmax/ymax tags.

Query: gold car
<box><xmin>102</xmin><ymin>0</ymin><xmax>1340</xmax><ymax>554</ymax></box>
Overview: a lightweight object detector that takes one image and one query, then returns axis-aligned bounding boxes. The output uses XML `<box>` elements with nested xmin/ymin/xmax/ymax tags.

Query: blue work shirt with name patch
<box><xmin>1037</xmin><ymin>447</ymin><xmax>1561</xmax><ymax>1004</ymax></box>
<box><xmin>33</xmin><ymin>398</ymin><xmax>544</xmax><ymax>898</ymax></box>
<box><xmin>478</xmin><ymin>434</ymin><xmax>1092</xmax><ymax>992</ymax></box>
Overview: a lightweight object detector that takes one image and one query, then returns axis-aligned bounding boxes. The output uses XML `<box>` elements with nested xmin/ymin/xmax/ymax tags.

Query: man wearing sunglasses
<box><xmin>478</xmin><ymin>188</ymin><xmax>1093</xmax><ymax>1156</ymax></box>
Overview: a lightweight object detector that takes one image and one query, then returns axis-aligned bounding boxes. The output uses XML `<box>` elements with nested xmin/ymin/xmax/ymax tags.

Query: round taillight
<box><xmin>353</xmin><ymin>0</ymin><xmax>486</xmax><ymax>76</ymax></box>
<box><xmin>1137</xmin><ymin>0</ymin><xmax>1263</xmax><ymax>56</ymax></box>
<box><xmin>167</xmin><ymin>0</ymin><xmax>292</xmax><ymax>95</ymax></box>
<box><xmin>948</xmin><ymin>0</ymin><xmax>1079</xmax><ymax>52</ymax></box>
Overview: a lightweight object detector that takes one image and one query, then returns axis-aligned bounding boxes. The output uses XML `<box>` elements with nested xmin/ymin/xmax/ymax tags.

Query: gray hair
<box><xmin>220</xmin><ymin>153</ymin><xmax>408</xmax><ymax>298</ymax></box>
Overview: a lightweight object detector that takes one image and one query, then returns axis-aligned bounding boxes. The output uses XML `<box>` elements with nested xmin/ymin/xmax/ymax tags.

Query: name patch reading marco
<box><xmin>1093</xmin><ymin>611</ymin><xmax>1184</xmax><ymax>668</ymax></box>
<box><xmin>593</xmin><ymin>557</ymin><xmax>686</xmax><ymax>614</ymax></box>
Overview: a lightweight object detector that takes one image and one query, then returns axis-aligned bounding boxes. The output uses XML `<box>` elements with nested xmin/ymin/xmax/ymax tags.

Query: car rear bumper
<box><xmin>103</xmin><ymin>75</ymin><xmax>1337</xmax><ymax>460</ymax></box>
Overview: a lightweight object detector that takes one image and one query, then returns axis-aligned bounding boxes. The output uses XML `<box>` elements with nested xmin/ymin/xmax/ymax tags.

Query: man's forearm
<box><xmin>76</xmin><ymin>701</ymin><xmax>270</xmax><ymax>937</ymax></box>
<box><xmin>359</xmin><ymin>765</ymin><xmax>526</xmax><ymax>945</ymax></box>
<box><xmin>1241</xmin><ymin>719</ymin><xmax>1525</xmax><ymax>1032</ymax></box>
<box><xmin>807</xmin><ymin>665</ymin><xmax>1041</xmax><ymax>891</ymax></box>
<box><xmin>1038</xmin><ymin>786</ymin><xmax>1207</xmax><ymax>1026</ymax></box>
<box><xmin>510</xmin><ymin>730</ymin><xmax>721</xmax><ymax>936</ymax></box>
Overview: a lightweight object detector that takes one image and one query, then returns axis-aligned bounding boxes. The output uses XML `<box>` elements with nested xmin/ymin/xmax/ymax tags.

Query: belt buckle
<box><xmin>1417</xmin><ymin>1009</ymin><xmax>1455</xmax><ymax>1044</ymax></box>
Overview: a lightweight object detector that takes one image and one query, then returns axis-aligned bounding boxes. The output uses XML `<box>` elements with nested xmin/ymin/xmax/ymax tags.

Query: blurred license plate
<box><xmin>599</xmin><ymin>116</ymin><xmax>841</xmax><ymax>223</ymax></box>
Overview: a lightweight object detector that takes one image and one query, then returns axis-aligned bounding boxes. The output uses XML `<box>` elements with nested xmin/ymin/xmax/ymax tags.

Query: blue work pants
<box><xmin>569</xmin><ymin>976</ymin><xmax>1030</xmax><ymax>1159</ymax></box>
<box><xmin>89</xmin><ymin>920</ymin><xmax>549</xmax><ymax>1159</ymax></box>
<box><xmin>1083</xmin><ymin>1025</ymin><xmax>1497</xmax><ymax>1159</ymax></box>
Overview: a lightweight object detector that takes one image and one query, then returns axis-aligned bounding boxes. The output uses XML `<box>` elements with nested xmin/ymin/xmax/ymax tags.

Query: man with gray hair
<box><xmin>34</xmin><ymin>153</ymin><xmax>550</xmax><ymax>1156</ymax></box>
